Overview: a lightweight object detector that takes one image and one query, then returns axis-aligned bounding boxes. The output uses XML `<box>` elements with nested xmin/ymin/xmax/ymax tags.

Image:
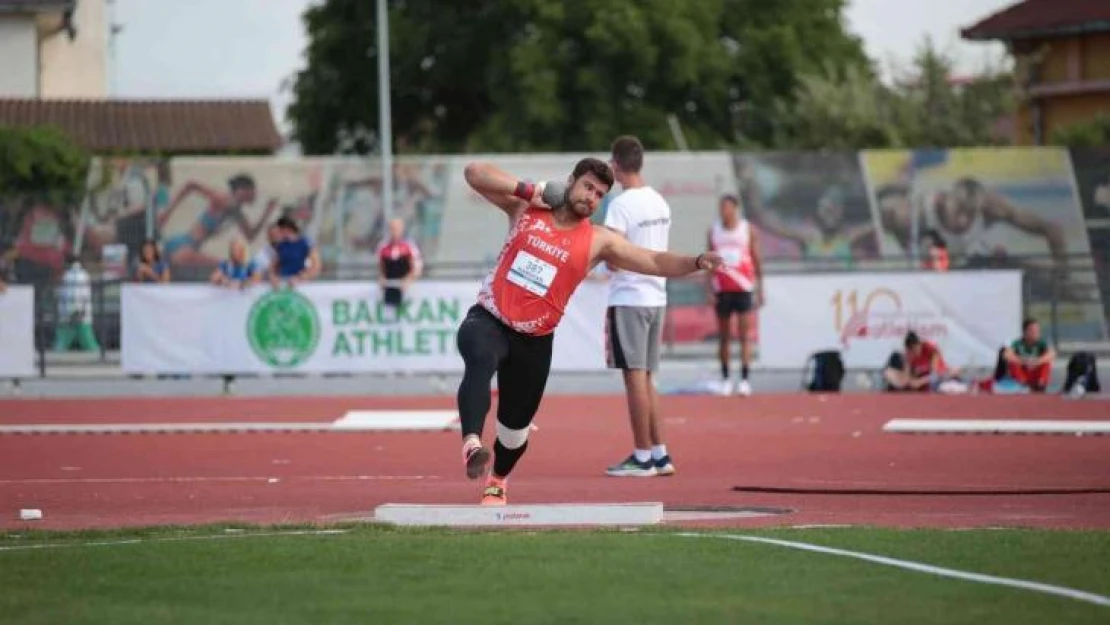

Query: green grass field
<box><xmin>2</xmin><ymin>524</ymin><xmax>1108</xmax><ymax>624</ymax></box>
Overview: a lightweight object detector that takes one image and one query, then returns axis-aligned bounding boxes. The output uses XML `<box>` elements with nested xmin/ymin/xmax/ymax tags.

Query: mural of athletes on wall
<box><xmin>731</xmin><ymin>151</ymin><xmax>880</xmax><ymax>265</ymax></box>
<box><xmin>312</xmin><ymin>159</ymin><xmax>450</xmax><ymax>278</ymax></box>
<box><xmin>862</xmin><ymin>147</ymin><xmax>1108</xmax><ymax>342</ymax></box>
<box><xmin>4</xmin><ymin>147</ymin><xmax>1105</xmax><ymax>348</ymax></box>
<box><xmin>72</xmin><ymin>157</ymin><xmax>450</xmax><ymax>282</ymax></box>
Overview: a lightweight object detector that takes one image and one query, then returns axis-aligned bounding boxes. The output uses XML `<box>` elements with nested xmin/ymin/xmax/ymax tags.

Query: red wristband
<box><xmin>513</xmin><ymin>181</ymin><xmax>535</xmax><ymax>201</ymax></box>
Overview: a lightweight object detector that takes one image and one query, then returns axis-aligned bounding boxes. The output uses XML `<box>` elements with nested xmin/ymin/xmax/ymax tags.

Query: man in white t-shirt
<box><xmin>603</xmin><ymin>135</ymin><xmax>674</xmax><ymax>478</ymax></box>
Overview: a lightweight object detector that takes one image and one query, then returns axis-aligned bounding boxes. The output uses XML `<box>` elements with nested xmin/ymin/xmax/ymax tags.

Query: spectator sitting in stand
<box><xmin>376</xmin><ymin>217</ymin><xmax>422</xmax><ymax>308</ymax></box>
<box><xmin>210</xmin><ymin>239</ymin><xmax>261</xmax><ymax>289</ymax></box>
<box><xmin>269</xmin><ymin>217</ymin><xmax>320</xmax><ymax>289</ymax></box>
<box><xmin>883</xmin><ymin>331</ymin><xmax>965</xmax><ymax>393</ymax></box>
<box><xmin>134</xmin><ymin>239</ymin><xmax>170</xmax><ymax>283</ymax></box>
<box><xmin>253</xmin><ymin>223</ymin><xmax>281</xmax><ymax>281</ymax></box>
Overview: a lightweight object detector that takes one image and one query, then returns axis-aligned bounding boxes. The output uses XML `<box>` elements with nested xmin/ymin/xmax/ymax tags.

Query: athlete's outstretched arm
<box><xmin>594</xmin><ymin>227</ymin><xmax>722</xmax><ymax>277</ymax></box>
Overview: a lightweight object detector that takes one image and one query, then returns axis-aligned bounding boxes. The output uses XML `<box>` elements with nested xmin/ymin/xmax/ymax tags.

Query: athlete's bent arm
<box><xmin>463</xmin><ymin>162</ymin><xmax>528</xmax><ymax>216</ymax></box>
<box><xmin>595</xmin><ymin>227</ymin><xmax>721</xmax><ymax>277</ymax></box>
<box><xmin>464</xmin><ymin>161</ymin><xmax>560</xmax><ymax>220</ymax></box>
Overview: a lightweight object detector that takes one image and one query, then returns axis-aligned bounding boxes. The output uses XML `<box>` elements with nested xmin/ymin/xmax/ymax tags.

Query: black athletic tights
<box><xmin>456</xmin><ymin>305</ymin><xmax>552</xmax><ymax>478</ymax></box>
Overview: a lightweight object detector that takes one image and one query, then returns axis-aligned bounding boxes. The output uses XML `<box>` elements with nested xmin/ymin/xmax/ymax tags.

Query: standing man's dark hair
<box><xmin>610</xmin><ymin>136</ymin><xmax>644</xmax><ymax>174</ymax></box>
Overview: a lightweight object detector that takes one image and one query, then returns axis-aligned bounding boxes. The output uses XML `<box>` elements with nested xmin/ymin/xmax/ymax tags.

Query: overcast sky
<box><xmin>110</xmin><ymin>0</ymin><xmax>1018</xmax><ymax>136</ymax></box>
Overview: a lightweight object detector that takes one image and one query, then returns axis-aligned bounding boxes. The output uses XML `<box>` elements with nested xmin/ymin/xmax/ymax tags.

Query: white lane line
<box><xmin>0</xmin><ymin>475</ymin><xmax>437</xmax><ymax>485</ymax></box>
<box><xmin>883</xmin><ymin>419</ymin><xmax>1110</xmax><ymax>435</ymax></box>
<box><xmin>0</xmin><ymin>529</ymin><xmax>348</xmax><ymax>553</ymax></box>
<box><xmin>673</xmin><ymin>533</ymin><xmax>1110</xmax><ymax>608</ymax></box>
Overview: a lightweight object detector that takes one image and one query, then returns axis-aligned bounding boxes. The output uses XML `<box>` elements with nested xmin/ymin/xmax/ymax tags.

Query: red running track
<box><xmin>1</xmin><ymin>394</ymin><xmax>1108</xmax><ymax>531</ymax></box>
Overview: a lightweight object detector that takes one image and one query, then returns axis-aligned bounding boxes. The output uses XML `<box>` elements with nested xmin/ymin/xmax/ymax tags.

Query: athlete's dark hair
<box><xmin>610</xmin><ymin>135</ymin><xmax>644</xmax><ymax>173</ymax></box>
<box><xmin>571</xmin><ymin>157</ymin><xmax>614</xmax><ymax>189</ymax></box>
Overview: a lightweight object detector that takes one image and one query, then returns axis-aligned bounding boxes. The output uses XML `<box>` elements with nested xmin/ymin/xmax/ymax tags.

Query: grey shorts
<box><xmin>605</xmin><ymin>306</ymin><xmax>664</xmax><ymax>371</ymax></box>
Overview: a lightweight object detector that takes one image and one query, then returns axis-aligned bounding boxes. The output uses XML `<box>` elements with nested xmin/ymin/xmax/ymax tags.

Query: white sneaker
<box><xmin>712</xmin><ymin>378</ymin><xmax>733</xmax><ymax>396</ymax></box>
<box><xmin>736</xmin><ymin>379</ymin><xmax>752</xmax><ymax>396</ymax></box>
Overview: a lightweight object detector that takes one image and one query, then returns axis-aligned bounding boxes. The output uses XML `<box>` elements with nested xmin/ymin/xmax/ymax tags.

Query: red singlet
<box><xmin>908</xmin><ymin>341</ymin><xmax>947</xmax><ymax>377</ymax></box>
<box><xmin>708</xmin><ymin>218</ymin><xmax>757</xmax><ymax>293</ymax></box>
<box><xmin>477</xmin><ymin>208</ymin><xmax>594</xmax><ymax>336</ymax></box>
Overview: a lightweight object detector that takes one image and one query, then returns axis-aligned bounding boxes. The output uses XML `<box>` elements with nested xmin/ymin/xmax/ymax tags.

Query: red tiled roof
<box><xmin>0</xmin><ymin>0</ymin><xmax>74</xmax><ymax>11</ymax></box>
<box><xmin>0</xmin><ymin>99</ymin><xmax>283</xmax><ymax>154</ymax></box>
<box><xmin>962</xmin><ymin>0</ymin><xmax>1110</xmax><ymax>40</ymax></box>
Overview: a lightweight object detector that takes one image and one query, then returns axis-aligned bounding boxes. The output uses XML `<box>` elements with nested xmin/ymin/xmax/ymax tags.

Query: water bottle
<box><xmin>1069</xmin><ymin>382</ymin><xmax>1086</xmax><ymax>399</ymax></box>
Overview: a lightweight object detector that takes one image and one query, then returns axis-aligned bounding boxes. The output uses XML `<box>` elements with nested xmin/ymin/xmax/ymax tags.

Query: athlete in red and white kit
<box><xmin>707</xmin><ymin>194</ymin><xmax>763</xmax><ymax>396</ymax></box>
<box><xmin>457</xmin><ymin>158</ymin><xmax>723</xmax><ymax>505</ymax></box>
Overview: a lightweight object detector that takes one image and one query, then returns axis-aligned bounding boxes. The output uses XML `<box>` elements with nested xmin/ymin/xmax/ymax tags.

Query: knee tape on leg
<box><xmin>496</xmin><ymin>422</ymin><xmax>530</xmax><ymax>450</ymax></box>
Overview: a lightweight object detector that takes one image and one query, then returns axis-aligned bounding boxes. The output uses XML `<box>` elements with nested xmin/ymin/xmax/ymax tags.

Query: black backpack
<box><xmin>883</xmin><ymin>351</ymin><xmax>906</xmax><ymax>391</ymax></box>
<box><xmin>992</xmin><ymin>347</ymin><xmax>1008</xmax><ymax>381</ymax></box>
<box><xmin>1063</xmin><ymin>351</ymin><xmax>1101</xmax><ymax>394</ymax></box>
<box><xmin>803</xmin><ymin>350</ymin><xmax>845</xmax><ymax>392</ymax></box>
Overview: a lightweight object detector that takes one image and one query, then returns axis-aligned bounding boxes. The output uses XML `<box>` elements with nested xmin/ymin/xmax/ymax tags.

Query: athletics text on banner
<box><xmin>121</xmin><ymin>281</ymin><xmax>609</xmax><ymax>374</ymax></box>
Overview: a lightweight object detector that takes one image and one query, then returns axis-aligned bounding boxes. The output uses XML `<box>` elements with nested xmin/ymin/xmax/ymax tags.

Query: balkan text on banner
<box><xmin>121</xmin><ymin>281</ymin><xmax>608</xmax><ymax>375</ymax></box>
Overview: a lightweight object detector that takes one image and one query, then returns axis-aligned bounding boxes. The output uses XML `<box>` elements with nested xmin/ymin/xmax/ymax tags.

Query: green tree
<box><xmin>778</xmin><ymin>37</ymin><xmax>1017</xmax><ymax>149</ymax></box>
<box><xmin>1051</xmin><ymin>113</ymin><xmax>1110</xmax><ymax>147</ymax></box>
<box><xmin>0</xmin><ymin>124</ymin><xmax>91</xmax><ymax>204</ymax></box>
<box><xmin>287</xmin><ymin>0</ymin><xmax>869</xmax><ymax>154</ymax></box>
<box><xmin>774</xmin><ymin>62</ymin><xmax>904</xmax><ymax>149</ymax></box>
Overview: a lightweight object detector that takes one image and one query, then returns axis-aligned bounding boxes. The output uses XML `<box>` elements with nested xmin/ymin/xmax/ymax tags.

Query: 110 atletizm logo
<box><xmin>246</xmin><ymin>289</ymin><xmax>321</xmax><ymax>368</ymax></box>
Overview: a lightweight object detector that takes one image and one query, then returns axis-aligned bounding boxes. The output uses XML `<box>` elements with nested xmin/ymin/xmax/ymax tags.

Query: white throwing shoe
<box><xmin>736</xmin><ymin>379</ymin><xmax>753</xmax><ymax>396</ymax></box>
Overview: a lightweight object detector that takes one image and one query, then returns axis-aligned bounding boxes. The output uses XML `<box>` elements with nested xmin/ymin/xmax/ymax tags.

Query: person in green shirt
<box><xmin>1002</xmin><ymin>318</ymin><xmax>1055</xmax><ymax>392</ymax></box>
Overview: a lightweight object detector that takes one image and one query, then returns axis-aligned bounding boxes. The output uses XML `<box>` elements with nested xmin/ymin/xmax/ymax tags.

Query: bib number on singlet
<box><xmin>507</xmin><ymin>250</ymin><xmax>558</xmax><ymax>296</ymax></box>
<box><xmin>720</xmin><ymin>248</ymin><xmax>743</xmax><ymax>267</ymax></box>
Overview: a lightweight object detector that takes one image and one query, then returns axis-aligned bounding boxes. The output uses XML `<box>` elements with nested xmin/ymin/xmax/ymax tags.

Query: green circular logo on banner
<box><xmin>246</xmin><ymin>289</ymin><xmax>321</xmax><ymax>368</ymax></box>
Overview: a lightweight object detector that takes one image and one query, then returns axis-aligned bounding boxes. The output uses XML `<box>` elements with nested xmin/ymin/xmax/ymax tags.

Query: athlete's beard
<box><xmin>553</xmin><ymin>203</ymin><xmax>591</xmax><ymax>224</ymax></box>
<box><xmin>569</xmin><ymin>199</ymin><xmax>593</xmax><ymax>218</ymax></box>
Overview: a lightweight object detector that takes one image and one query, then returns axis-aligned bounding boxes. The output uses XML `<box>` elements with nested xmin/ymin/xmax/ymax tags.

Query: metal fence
<box><xmin>16</xmin><ymin>252</ymin><xmax>1107</xmax><ymax>378</ymax></box>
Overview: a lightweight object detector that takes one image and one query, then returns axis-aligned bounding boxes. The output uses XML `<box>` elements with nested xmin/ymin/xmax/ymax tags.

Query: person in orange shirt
<box><xmin>921</xmin><ymin>229</ymin><xmax>949</xmax><ymax>272</ymax></box>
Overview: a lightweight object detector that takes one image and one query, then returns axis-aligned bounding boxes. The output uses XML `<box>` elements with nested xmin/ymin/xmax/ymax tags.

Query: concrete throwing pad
<box><xmin>883</xmin><ymin>419</ymin><xmax>1110</xmax><ymax>436</ymax></box>
<box><xmin>0</xmin><ymin>411</ymin><xmax>461</xmax><ymax>435</ymax></box>
<box><xmin>662</xmin><ymin>505</ymin><xmax>792</xmax><ymax>522</ymax></box>
<box><xmin>374</xmin><ymin>503</ymin><xmax>665</xmax><ymax>527</ymax></box>
<box><xmin>333</xmin><ymin>410</ymin><xmax>459</xmax><ymax>431</ymax></box>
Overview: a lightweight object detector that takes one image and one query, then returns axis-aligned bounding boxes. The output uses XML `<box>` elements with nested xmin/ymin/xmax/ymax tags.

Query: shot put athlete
<box><xmin>456</xmin><ymin>157</ymin><xmax>723</xmax><ymax>505</ymax></box>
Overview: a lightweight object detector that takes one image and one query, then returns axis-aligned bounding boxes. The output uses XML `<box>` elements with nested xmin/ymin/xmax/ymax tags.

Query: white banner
<box><xmin>122</xmin><ymin>280</ymin><xmax>609</xmax><ymax>374</ymax></box>
<box><xmin>760</xmin><ymin>271</ymin><xmax>1023</xmax><ymax>369</ymax></box>
<box><xmin>0</xmin><ymin>286</ymin><xmax>36</xmax><ymax>377</ymax></box>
